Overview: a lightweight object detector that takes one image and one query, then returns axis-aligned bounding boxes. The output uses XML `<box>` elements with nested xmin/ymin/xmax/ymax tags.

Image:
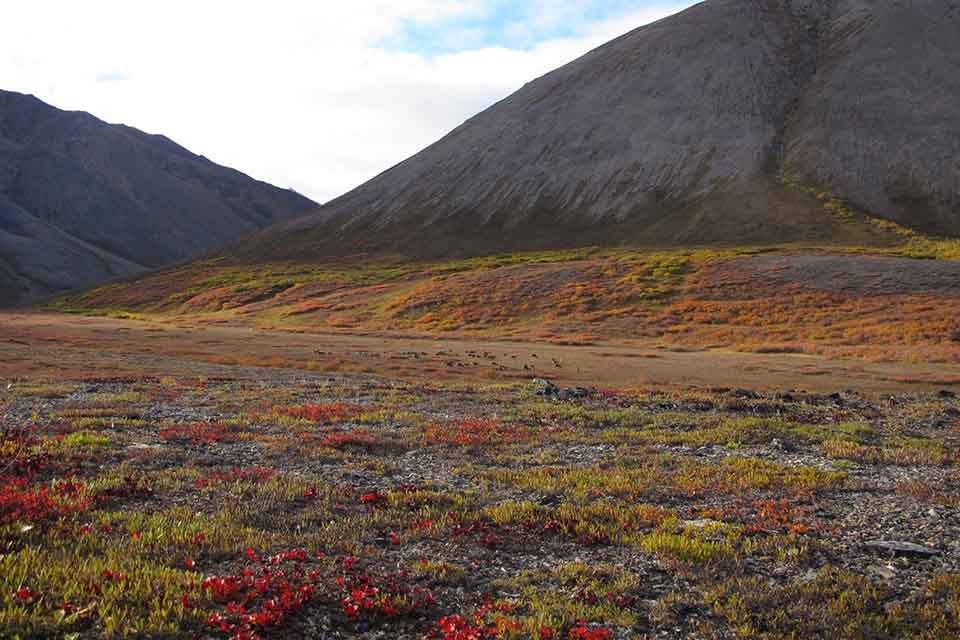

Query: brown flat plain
<box><xmin>3</xmin><ymin>311</ymin><xmax>959</xmax><ymax>393</ymax></box>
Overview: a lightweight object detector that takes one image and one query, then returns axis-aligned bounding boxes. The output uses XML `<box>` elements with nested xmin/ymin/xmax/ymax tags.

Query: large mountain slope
<box><xmin>0</xmin><ymin>90</ymin><xmax>316</xmax><ymax>305</ymax></box>
<box><xmin>243</xmin><ymin>0</ymin><xmax>959</xmax><ymax>261</ymax></box>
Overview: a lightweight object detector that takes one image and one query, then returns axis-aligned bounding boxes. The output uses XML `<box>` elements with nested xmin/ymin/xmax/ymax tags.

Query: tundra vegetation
<box><xmin>9</xmin><ymin>214</ymin><xmax>960</xmax><ymax>639</ymax></box>
<box><xmin>2</xmin><ymin>372</ymin><xmax>959</xmax><ymax>639</ymax></box>
<box><xmin>49</xmin><ymin>224</ymin><xmax>960</xmax><ymax>365</ymax></box>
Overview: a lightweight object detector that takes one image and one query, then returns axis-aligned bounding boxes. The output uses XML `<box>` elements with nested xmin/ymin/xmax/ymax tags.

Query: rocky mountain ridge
<box><xmin>0</xmin><ymin>90</ymin><xmax>316</xmax><ymax>305</ymax></box>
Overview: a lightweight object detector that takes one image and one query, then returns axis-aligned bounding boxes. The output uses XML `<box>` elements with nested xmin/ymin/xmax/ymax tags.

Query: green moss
<box><xmin>60</xmin><ymin>431</ymin><xmax>112</xmax><ymax>449</ymax></box>
<box><xmin>641</xmin><ymin>530</ymin><xmax>733</xmax><ymax>565</ymax></box>
<box><xmin>7</xmin><ymin>384</ymin><xmax>76</xmax><ymax>399</ymax></box>
<box><xmin>707</xmin><ymin>568</ymin><xmax>960</xmax><ymax>639</ymax></box>
<box><xmin>0</xmin><ymin>545</ymin><xmax>202</xmax><ymax>637</ymax></box>
<box><xmin>489</xmin><ymin>562</ymin><xmax>642</xmax><ymax>637</ymax></box>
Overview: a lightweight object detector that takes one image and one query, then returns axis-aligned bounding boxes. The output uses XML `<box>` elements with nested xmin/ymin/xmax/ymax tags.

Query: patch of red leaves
<box><xmin>437</xmin><ymin>615</ymin><xmax>491</xmax><ymax>640</ymax></box>
<box><xmin>14</xmin><ymin>587</ymin><xmax>38</xmax><ymax>603</ymax></box>
<box><xmin>203</xmin><ymin>549</ymin><xmax>321</xmax><ymax>640</ymax></box>
<box><xmin>274</xmin><ymin>403</ymin><xmax>364</xmax><ymax>424</ymax></box>
<box><xmin>319</xmin><ymin>431</ymin><xmax>378</xmax><ymax>450</ymax></box>
<box><xmin>1</xmin><ymin>432</ymin><xmax>50</xmax><ymax>479</ymax></box>
<box><xmin>450</xmin><ymin>520</ymin><xmax>502</xmax><ymax>548</ymax></box>
<box><xmin>337</xmin><ymin>565</ymin><xmax>435</xmax><ymax>621</ymax></box>
<box><xmin>426</xmin><ymin>418</ymin><xmax>528</xmax><ymax>446</ymax></box>
<box><xmin>567</xmin><ymin>621</ymin><xmax>614</xmax><ymax>640</ymax></box>
<box><xmin>0</xmin><ymin>477</ymin><xmax>92</xmax><ymax>526</ymax></box>
<box><xmin>359</xmin><ymin>491</ymin><xmax>387</xmax><ymax>506</ymax></box>
<box><xmin>159</xmin><ymin>422</ymin><xmax>238</xmax><ymax>445</ymax></box>
<box><xmin>435</xmin><ymin>601</ymin><xmax>518</xmax><ymax>639</ymax></box>
<box><xmin>696</xmin><ymin>497</ymin><xmax>820</xmax><ymax>536</ymax></box>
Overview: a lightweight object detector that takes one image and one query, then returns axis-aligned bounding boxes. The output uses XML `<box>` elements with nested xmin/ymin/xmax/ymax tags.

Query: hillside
<box><xmin>44</xmin><ymin>0</ymin><xmax>960</xmax><ymax>368</ymax></box>
<box><xmin>0</xmin><ymin>90</ymin><xmax>316</xmax><ymax>305</ymax></box>
<box><xmin>236</xmin><ymin>0</ymin><xmax>959</xmax><ymax>261</ymax></box>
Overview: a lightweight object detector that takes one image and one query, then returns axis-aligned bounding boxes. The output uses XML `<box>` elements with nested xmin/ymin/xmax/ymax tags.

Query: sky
<box><xmin>0</xmin><ymin>1</ymin><xmax>695</xmax><ymax>204</ymax></box>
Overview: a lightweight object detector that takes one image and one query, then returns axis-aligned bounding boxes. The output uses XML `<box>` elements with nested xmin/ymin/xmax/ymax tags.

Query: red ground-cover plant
<box><xmin>0</xmin><ymin>477</ymin><xmax>92</xmax><ymax>526</ymax></box>
<box><xmin>14</xmin><ymin>587</ymin><xmax>38</xmax><ymax>603</ymax></box>
<box><xmin>696</xmin><ymin>497</ymin><xmax>821</xmax><ymax>536</ymax></box>
<box><xmin>567</xmin><ymin>621</ymin><xmax>614</xmax><ymax>640</ymax></box>
<box><xmin>437</xmin><ymin>615</ymin><xmax>494</xmax><ymax>639</ymax></box>
<box><xmin>319</xmin><ymin>431</ymin><xmax>378</xmax><ymax>451</ymax></box>
<box><xmin>434</xmin><ymin>600</ymin><xmax>519</xmax><ymax>639</ymax></box>
<box><xmin>1</xmin><ymin>431</ymin><xmax>50</xmax><ymax>480</ymax></box>
<box><xmin>359</xmin><ymin>490</ymin><xmax>387</xmax><ymax>506</ymax></box>
<box><xmin>573</xmin><ymin>589</ymin><xmax>635</xmax><ymax>609</ymax></box>
<box><xmin>274</xmin><ymin>403</ymin><xmax>364</xmax><ymax>424</ymax></box>
<box><xmin>195</xmin><ymin>467</ymin><xmax>276</xmax><ymax>489</ymax></box>
<box><xmin>426</xmin><ymin>418</ymin><xmax>529</xmax><ymax>446</ymax></box>
<box><xmin>202</xmin><ymin>549</ymin><xmax>323</xmax><ymax>640</ymax></box>
<box><xmin>337</xmin><ymin>567</ymin><xmax>436</xmax><ymax>621</ymax></box>
<box><xmin>160</xmin><ymin>422</ymin><xmax>239</xmax><ymax>445</ymax></box>
<box><xmin>451</xmin><ymin>519</ymin><xmax>501</xmax><ymax>548</ymax></box>
<box><xmin>896</xmin><ymin>479</ymin><xmax>960</xmax><ymax>506</ymax></box>
<box><xmin>749</xmin><ymin>498</ymin><xmax>820</xmax><ymax>535</ymax></box>
<box><xmin>201</xmin><ymin>550</ymin><xmax>438</xmax><ymax>640</ymax></box>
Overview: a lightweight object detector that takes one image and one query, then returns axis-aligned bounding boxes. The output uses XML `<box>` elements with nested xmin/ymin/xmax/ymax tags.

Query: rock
<box><xmin>868</xmin><ymin>564</ymin><xmax>898</xmax><ymax>580</ymax></box>
<box><xmin>938</xmin><ymin>389</ymin><xmax>957</xmax><ymax>399</ymax></box>
<box><xmin>770</xmin><ymin>438</ymin><xmax>794</xmax><ymax>453</ymax></box>
<box><xmin>682</xmin><ymin>519</ymin><xmax>723</xmax><ymax>530</ymax></box>
<box><xmin>558</xmin><ymin>387</ymin><xmax>593</xmax><ymax>401</ymax></box>
<box><xmin>864</xmin><ymin>540</ymin><xmax>941</xmax><ymax>559</ymax></box>
<box><xmin>538</xmin><ymin>494</ymin><xmax>563</xmax><ymax>507</ymax></box>
<box><xmin>531</xmin><ymin>378</ymin><xmax>559</xmax><ymax>397</ymax></box>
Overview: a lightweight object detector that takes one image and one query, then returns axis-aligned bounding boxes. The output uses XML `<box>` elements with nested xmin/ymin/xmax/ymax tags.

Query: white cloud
<box><xmin>0</xmin><ymin>1</ymin><xmax>693</xmax><ymax>203</ymax></box>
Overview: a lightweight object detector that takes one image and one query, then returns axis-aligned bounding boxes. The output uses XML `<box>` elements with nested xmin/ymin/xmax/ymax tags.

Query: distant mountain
<box><xmin>0</xmin><ymin>90</ymin><xmax>316</xmax><ymax>305</ymax></box>
<box><xmin>240</xmin><ymin>0</ymin><xmax>959</xmax><ymax>261</ymax></box>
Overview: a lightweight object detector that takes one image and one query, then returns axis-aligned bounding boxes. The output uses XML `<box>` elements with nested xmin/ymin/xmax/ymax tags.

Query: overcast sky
<box><xmin>0</xmin><ymin>1</ymin><xmax>695</xmax><ymax>204</ymax></box>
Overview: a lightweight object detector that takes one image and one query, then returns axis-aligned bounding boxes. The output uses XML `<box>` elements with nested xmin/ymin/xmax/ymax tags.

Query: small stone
<box><xmin>531</xmin><ymin>378</ymin><xmax>559</xmax><ymax>396</ymax></box>
<box><xmin>868</xmin><ymin>564</ymin><xmax>897</xmax><ymax>580</ymax></box>
<box><xmin>864</xmin><ymin>540</ymin><xmax>941</xmax><ymax>559</ymax></box>
<box><xmin>682</xmin><ymin>518</ymin><xmax>723</xmax><ymax>529</ymax></box>
<box><xmin>770</xmin><ymin>438</ymin><xmax>794</xmax><ymax>452</ymax></box>
<box><xmin>538</xmin><ymin>494</ymin><xmax>562</xmax><ymax>507</ymax></box>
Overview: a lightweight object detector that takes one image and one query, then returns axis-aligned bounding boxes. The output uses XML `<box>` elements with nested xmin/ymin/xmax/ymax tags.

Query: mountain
<box><xmin>0</xmin><ymin>90</ymin><xmax>316</xmax><ymax>305</ymax></box>
<box><xmin>239</xmin><ymin>0</ymin><xmax>959</xmax><ymax>261</ymax></box>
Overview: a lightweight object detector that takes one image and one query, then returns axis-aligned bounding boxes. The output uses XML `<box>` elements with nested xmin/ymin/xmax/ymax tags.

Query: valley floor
<box><xmin>1</xmin><ymin>313</ymin><xmax>960</xmax><ymax>638</ymax></box>
<box><xmin>3</xmin><ymin>312</ymin><xmax>960</xmax><ymax>394</ymax></box>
